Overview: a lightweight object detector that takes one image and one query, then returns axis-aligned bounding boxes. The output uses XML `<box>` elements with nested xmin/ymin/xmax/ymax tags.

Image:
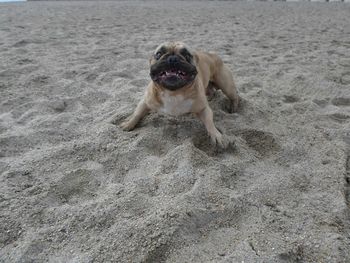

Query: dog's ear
<box><xmin>149</xmin><ymin>53</ymin><xmax>156</xmax><ymax>65</ymax></box>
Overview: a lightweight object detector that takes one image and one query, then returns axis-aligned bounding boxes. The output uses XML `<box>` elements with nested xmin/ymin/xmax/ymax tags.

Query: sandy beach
<box><xmin>0</xmin><ymin>1</ymin><xmax>350</xmax><ymax>262</ymax></box>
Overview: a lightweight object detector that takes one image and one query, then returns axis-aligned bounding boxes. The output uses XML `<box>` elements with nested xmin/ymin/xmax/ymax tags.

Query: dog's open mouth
<box><xmin>157</xmin><ymin>69</ymin><xmax>190</xmax><ymax>80</ymax></box>
<box><xmin>150</xmin><ymin>64</ymin><xmax>197</xmax><ymax>90</ymax></box>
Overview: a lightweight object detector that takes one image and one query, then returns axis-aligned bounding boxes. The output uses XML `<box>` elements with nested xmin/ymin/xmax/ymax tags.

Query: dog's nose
<box><xmin>167</xmin><ymin>55</ymin><xmax>179</xmax><ymax>64</ymax></box>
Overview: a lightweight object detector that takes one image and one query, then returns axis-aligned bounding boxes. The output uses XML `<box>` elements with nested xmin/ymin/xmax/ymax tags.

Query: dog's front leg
<box><xmin>196</xmin><ymin>106</ymin><xmax>228</xmax><ymax>148</ymax></box>
<box><xmin>120</xmin><ymin>99</ymin><xmax>150</xmax><ymax>131</ymax></box>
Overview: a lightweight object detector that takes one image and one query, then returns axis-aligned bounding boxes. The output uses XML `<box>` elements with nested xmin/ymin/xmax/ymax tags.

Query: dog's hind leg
<box><xmin>213</xmin><ymin>64</ymin><xmax>239</xmax><ymax>113</ymax></box>
<box><xmin>206</xmin><ymin>81</ymin><xmax>217</xmax><ymax>101</ymax></box>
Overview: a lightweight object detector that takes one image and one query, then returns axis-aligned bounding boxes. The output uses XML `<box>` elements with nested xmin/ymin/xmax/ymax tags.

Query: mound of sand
<box><xmin>0</xmin><ymin>1</ymin><xmax>349</xmax><ymax>262</ymax></box>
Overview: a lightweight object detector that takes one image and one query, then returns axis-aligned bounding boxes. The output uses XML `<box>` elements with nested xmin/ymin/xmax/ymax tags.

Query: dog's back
<box><xmin>194</xmin><ymin>51</ymin><xmax>224</xmax><ymax>85</ymax></box>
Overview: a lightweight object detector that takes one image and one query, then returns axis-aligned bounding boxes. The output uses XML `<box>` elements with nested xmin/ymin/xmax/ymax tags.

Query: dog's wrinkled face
<box><xmin>149</xmin><ymin>42</ymin><xmax>198</xmax><ymax>91</ymax></box>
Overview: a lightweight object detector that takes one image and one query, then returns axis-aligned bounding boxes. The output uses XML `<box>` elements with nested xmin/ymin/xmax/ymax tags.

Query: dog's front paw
<box><xmin>120</xmin><ymin>120</ymin><xmax>135</xmax><ymax>131</ymax></box>
<box><xmin>210</xmin><ymin>132</ymin><xmax>230</xmax><ymax>149</ymax></box>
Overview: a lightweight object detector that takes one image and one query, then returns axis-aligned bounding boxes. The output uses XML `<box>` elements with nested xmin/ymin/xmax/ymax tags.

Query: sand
<box><xmin>0</xmin><ymin>1</ymin><xmax>350</xmax><ymax>262</ymax></box>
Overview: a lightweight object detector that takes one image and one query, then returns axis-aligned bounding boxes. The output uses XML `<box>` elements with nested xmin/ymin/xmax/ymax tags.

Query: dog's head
<box><xmin>149</xmin><ymin>42</ymin><xmax>198</xmax><ymax>91</ymax></box>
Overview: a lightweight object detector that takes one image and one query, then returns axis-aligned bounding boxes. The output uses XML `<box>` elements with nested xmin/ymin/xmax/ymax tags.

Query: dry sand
<box><xmin>1</xmin><ymin>1</ymin><xmax>350</xmax><ymax>262</ymax></box>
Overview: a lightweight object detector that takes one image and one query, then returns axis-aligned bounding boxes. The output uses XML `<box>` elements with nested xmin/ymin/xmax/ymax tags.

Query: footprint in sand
<box><xmin>283</xmin><ymin>95</ymin><xmax>299</xmax><ymax>104</ymax></box>
<box><xmin>328</xmin><ymin>113</ymin><xmax>350</xmax><ymax>124</ymax></box>
<box><xmin>84</xmin><ymin>72</ymin><xmax>98</xmax><ymax>82</ymax></box>
<box><xmin>331</xmin><ymin>97</ymin><xmax>350</xmax><ymax>107</ymax></box>
<box><xmin>313</xmin><ymin>98</ymin><xmax>329</xmax><ymax>108</ymax></box>
<box><xmin>49</xmin><ymin>100</ymin><xmax>68</xmax><ymax>113</ymax></box>
<box><xmin>13</xmin><ymin>40</ymin><xmax>30</xmax><ymax>48</ymax></box>
<box><xmin>17</xmin><ymin>58</ymin><xmax>34</xmax><ymax>65</ymax></box>
<box><xmin>326</xmin><ymin>97</ymin><xmax>350</xmax><ymax>123</ymax></box>
<box><xmin>340</xmin><ymin>72</ymin><xmax>350</xmax><ymax>85</ymax></box>
<box><xmin>47</xmin><ymin>168</ymin><xmax>101</xmax><ymax>205</ymax></box>
<box><xmin>239</xmin><ymin>81</ymin><xmax>262</xmax><ymax>94</ymax></box>
<box><xmin>30</xmin><ymin>74</ymin><xmax>50</xmax><ymax>85</ymax></box>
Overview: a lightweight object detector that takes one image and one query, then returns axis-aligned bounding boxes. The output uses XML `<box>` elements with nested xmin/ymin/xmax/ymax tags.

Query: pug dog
<box><xmin>120</xmin><ymin>42</ymin><xmax>239</xmax><ymax>148</ymax></box>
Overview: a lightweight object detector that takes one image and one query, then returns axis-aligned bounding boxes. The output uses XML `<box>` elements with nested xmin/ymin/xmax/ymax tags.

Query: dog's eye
<box><xmin>182</xmin><ymin>52</ymin><xmax>192</xmax><ymax>62</ymax></box>
<box><xmin>180</xmin><ymin>48</ymin><xmax>193</xmax><ymax>62</ymax></box>
<box><xmin>185</xmin><ymin>54</ymin><xmax>192</xmax><ymax>61</ymax></box>
<box><xmin>155</xmin><ymin>52</ymin><xmax>162</xmax><ymax>60</ymax></box>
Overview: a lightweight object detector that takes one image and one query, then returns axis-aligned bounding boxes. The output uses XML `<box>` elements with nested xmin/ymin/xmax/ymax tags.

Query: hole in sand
<box><xmin>331</xmin><ymin>97</ymin><xmax>350</xmax><ymax>107</ymax></box>
<box><xmin>192</xmin><ymin>133</ymin><xmax>235</xmax><ymax>157</ymax></box>
<box><xmin>237</xmin><ymin>129</ymin><xmax>281</xmax><ymax>157</ymax></box>
<box><xmin>220</xmin><ymin>97</ymin><xmax>235</xmax><ymax>114</ymax></box>
<box><xmin>283</xmin><ymin>95</ymin><xmax>299</xmax><ymax>103</ymax></box>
